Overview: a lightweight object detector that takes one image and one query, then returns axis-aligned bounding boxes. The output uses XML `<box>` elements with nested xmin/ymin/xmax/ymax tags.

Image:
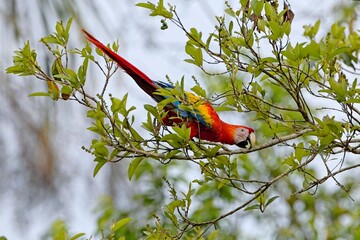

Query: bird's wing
<box><xmin>164</xmin><ymin>90</ymin><xmax>221</xmax><ymax>129</ymax></box>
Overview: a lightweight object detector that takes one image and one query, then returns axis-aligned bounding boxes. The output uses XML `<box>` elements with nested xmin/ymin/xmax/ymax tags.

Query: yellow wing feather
<box><xmin>183</xmin><ymin>92</ymin><xmax>219</xmax><ymax>128</ymax></box>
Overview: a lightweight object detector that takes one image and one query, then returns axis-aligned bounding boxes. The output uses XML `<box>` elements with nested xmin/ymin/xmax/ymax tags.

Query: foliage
<box><xmin>6</xmin><ymin>1</ymin><xmax>360</xmax><ymax>239</ymax></box>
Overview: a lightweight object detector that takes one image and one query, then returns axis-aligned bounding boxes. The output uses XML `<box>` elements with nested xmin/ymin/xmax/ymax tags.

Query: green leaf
<box><xmin>265</xmin><ymin>196</ymin><xmax>279</xmax><ymax>208</ymax></box>
<box><xmin>165</xmin><ymin>200</ymin><xmax>184</xmax><ymax>214</ymax></box>
<box><xmin>257</xmin><ymin>18</ymin><xmax>267</xmax><ymax>32</ymax></box>
<box><xmin>282</xmin><ymin>21</ymin><xmax>291</xmax><ymax>36</ymax></box>
<box><xmin>294</xmin><ymin>142</ymin><xmax>306</xmax><ymax>162</ymax></box>
<box><xmin>268</xmin><ymin>21</ymin><xmax>281</xmax><ymax>40</ymax></box>
<box><xmin>265</xmin><ymin>2</ymin><xmax>277</xmax><ymax>21</ymax></box>
<box><xmin>95</xmin><ymin>47</ymin><xmax>104</xmax><ymax>56</ymax></box>
<box><xmin>136</xmin><ymin>2</ymin><xmax>156</xmax><ymax>11</ymax></box>
<box><xmin>50</xmin><ymin>220</ymin><xmax>67</xmax><ymax>240</ymax></box>
<box><xmin>137</xmin><ymin>0</ymin><xmax>173</xmax><ymax>18</ymax></box>
<box><xmin>41</xmin><ymin>35</ymin><xmax>60</xmax><ymax>44</ymax></box>
<box><xmin>283</xmin><ymin>154</ymin><xmax>297</xmax><ymax>167</ymax></box>
<box><xmin>164</xmin><ymin>149</ymin><xmax>182</xmax><ymax>160</ymax></box>
<box><xmin>188</xmin><ymin>28</ymin><xmax>203</xmax><ymax>47</ymax></box>
<box><xmin>313</xmin><ymin>20</ymin><xmax>321</xmax><ymax>35</ymax></box>
<box><xmin>128</xmin><ymin>157</ymin><xmax>144</xmax><ymax>180</ymax></box>
<box><xmin>225</xmin><ymin>8</ymin><xmax>235</xmax><ymax>17</ymax></box>
<box><xmin>206</xmin><ymin>145</ymin><xmax>222</xmax><ymax>158</ymax></box>
<box><xmin>208</xmin><ymin>230</ymin><xmax>219</xmax><ymax>240</ymax></box>
<box><xmin>157</xmin><ymin>96</ymin><xmax>177</xmax><ymax>110</ymax></box>
<box><xmin>113</xmin><ymin>218</ymin><xmax>132</xmax><ymax>232</ymax></box>
<box><xmin>95</xmin><ymin>145</ymin><xmax>108</xmax><ymax>157</ymax></box>
<box><xmin>217</xmin><ymin>179</ymin><xmax>229</xmax><ymax>190</ymax></box>
<box><xmin>69</xmin><ymin>233</ymin><xmax>86</xmax><ymax>240</ymax></box>
<box><xmin>346</xmin><ymin>98</ymin><xmax>360</xmax><ymax>103</ymax></box>
<box><xmin>56</xmin><ymin>21</ymin><xmax>64</xmax><ymax>36</ymax></box>
<box><xmin>185</xmin><ymin>43</ymin><xmax>203</xmax><ymax>66</ymax></box>
<box><xmin>65</xmin><ymin>17</ymin><xmax>73</xmax><ymax>34</ymax></box>
<box><xmin>205</xmin><ymin>34</ymin><xmax>213</xmax><ymax>50</ymax></box>
<box><xmin>161</xmin><ymin>134</ymin><xmax>183</xmax><ymax>148</ymax></box>
<box><xmin>87</xmin><ymin>103</ymin><xmax>106</xmax><ymax>120</ymax></box>
<box><xmin>111</xmin><ymin>96</ymin><xmax>125</xmax><ymax>114</ymax></box>
<box><xmin>142</xmin><ymin>112</ymin><xmax>155</xmax><ymax>133</ymax></box>
<box><xmin>329</xmin><ymin>47</ymin><xmax>351</xmax><ymax>60</ymax></box>
<box><xmin>331</xmin><ymin>23</ymin><xmax>345</xmax><ymax>39</ymax></box>
<box><xmin>329</xmin><ymin>77</ymin><xmax>346</xmax><ymax>102</ymax></box>
<box><xmin>228</xmin><ymin>21</ymin><xmax>234</xmax><ymax>35</ymax></box>
<box><xmin>161</xmin><ymin>133</ymin><xmax>180</xmax><ymax>141</ymax></box>
<box><xmin>77</xmin><ymin>63</ymin><xmax>87</xmax><ymax>86</ymax></box>
<box><xmin>191</xmin><ymin>85</ymin><xmax>206</xmax><ymax>98</ymax></box>
<box><xmin>214</xmin><ymin>105</ymin><xmax>236</xmax><ymax>112</ymax></box>
<box><xmin>172</xmin><ymin>125</ymin><xmax>191</xmax><ymax>140</ymax></box>
<box><xmin>281</xmin><ymin>49</ymin><xmax>296</xmax><ymax>61</ymax></box>
<box><xmin>184</xmin><ymin>59</ymin><xmax>197</xmax><ymax>65</ymax></box>
<box><xmin>244</xmin><ymin>204</ymin><xmax>260</xmax><ymax>211</ymax></box>
<box><xmin>54</xmin><ymin>68</ymin><xmax>80</xmax><ymax>88</ymax></box>
<box><xmin>6</xmin><ymin>41</ymin><xmax>39</xmax><ymax>76</ymax></box>
<box><xmin>304</xmin><ymin>20</ymin><xmax>321</xmax><ymax>39</ymax></box>
<box><xmin>251</xmin><ymin>0</ymin><xmax>264</xmax><ymax>16</ymax></box>
<box><xmin>5</xmin><ymin>65</ymin><xmax>24</xmax><ymax>75</ymax></box>
<box><xmin>144</xmin><ymin>104</ymin><xmax>158</xmax><ymax>116</ymax></box>
<box><xmin>240</xmin><ymin>0</ymin><xmax>248</xmax><ymax>7</ymax></box>
<box><xmin>93</xmin><ymin>157</ymin><xmax>107</xmax><ymax>177</ymax></box>
<box><xmin>323</xmin><ymin>134</ymin><xmax>336</xmax><ymax>144</ymax></box>
<box><xmin>28</xmin><ymin>92</ymin><xmax>50</xmax><ymax>97</ymax></box>
<box><xmin>189</xmin><ymin>141</ymin><xmax>202</xmax><ymax>157</ymax></box>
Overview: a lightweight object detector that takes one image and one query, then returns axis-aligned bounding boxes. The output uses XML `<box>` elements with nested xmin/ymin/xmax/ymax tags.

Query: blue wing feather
<box><xmin>153</xmin><ymin>80</ymin><xmax>209</xmax><ymax>127</ymax></box>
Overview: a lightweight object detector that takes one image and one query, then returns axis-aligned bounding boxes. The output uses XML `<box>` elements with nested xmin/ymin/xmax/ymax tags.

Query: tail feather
<box><xmin>82</xmin><ymin>29</ymin><xmax>157</xmax><ymax>97</ymax></box>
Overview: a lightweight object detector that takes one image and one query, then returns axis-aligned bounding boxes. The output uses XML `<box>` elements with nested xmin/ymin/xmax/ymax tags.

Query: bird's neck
<box><xmin>217</xmin><ymin>120</ymin><xmax>238</xmax><ymax>145</ymax></box>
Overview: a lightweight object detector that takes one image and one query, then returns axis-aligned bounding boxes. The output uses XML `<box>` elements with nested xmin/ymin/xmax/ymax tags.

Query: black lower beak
<box><xmin>236</xmin><ymin>132</ymin><xmax>255</xmax><ymax>149</ymax></box>
<box><xmin>236</xmin><ymin>138</ymin><xmax>251</xmax><ymax>148</ymax></box>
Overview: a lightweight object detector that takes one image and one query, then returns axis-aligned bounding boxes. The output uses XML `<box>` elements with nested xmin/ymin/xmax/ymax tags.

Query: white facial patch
<box><xmin>234</xmin><ymin>128</ymin><xmax>249</xmax><ymax>144</ymax></box>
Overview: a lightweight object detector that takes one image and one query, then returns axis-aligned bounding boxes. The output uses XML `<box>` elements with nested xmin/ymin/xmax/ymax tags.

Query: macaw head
<box><xmin>234</xmin><ymin>127</ymin><xmax>256</xmax><ymax>149</ymax></box>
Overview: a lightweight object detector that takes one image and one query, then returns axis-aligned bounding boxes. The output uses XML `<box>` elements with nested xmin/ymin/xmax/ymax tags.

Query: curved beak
<box><xmin>236</xmin><ymin>132</ymin><xmax>256</xmax><ymax>149</ymax></box>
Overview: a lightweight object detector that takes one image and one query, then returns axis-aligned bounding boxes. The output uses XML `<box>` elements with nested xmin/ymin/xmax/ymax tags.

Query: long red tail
<box><xmin>82</xmin><ymin>29</ymin><xmax>157</xmax><ymax>96</ymax></box>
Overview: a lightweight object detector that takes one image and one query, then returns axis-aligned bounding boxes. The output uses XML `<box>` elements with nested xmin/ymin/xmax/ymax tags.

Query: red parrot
<box><xmin>83</xmin><ymin>30</ymin><xmax>255</xmax><ymax>148</ymax></box>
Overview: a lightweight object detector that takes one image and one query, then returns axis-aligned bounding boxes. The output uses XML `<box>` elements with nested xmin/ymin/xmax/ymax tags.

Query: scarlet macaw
<box><xmin>83</xmin><ymin>30</ymin><xmax>255</xmax><ymax>148</ymax></box>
